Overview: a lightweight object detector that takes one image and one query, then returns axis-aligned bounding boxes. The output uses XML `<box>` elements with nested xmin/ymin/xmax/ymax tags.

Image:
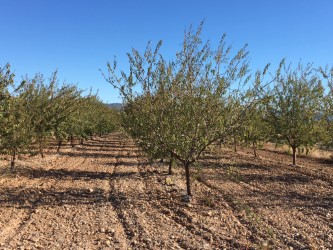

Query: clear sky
<box><xmin>1</xmin><ymin>0</ymin><xmax>332</xmax><ymax>103</ymax></box>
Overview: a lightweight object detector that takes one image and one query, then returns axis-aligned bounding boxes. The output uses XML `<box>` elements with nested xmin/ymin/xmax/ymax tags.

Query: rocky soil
<box><xmin>0</xmin><ymin>133</ymin><xmax>332</xmax><ymax>249</ymax></box>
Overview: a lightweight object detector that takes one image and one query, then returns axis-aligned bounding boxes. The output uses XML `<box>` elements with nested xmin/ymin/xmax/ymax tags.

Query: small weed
<box><xmin>236</xmin><ymin>200</ymin><xmax>275</xmax><ymax>245</ymax></box>
<box><xmin>266</xmin><ymin>227</ymin><xmax>274</xmax><ymax>238</ymax></box>
<box><xmin>0</xmin><ymin>167</ymin><xmax>16</xmax><ymax>177</ymax></box>
<box><xmin>200</xmin><ymin>190</ymin><xmax>216</xmax><ymax>208</ymax></box>
<box><xmin>240</xmin><ymin>203</ymin><xmax>257</xmax><ymax>221</ymax></box>
<box><xmin>225</xmin><ymin>165</ymin><xmax>243</xmax><ymax>182</ymax></box>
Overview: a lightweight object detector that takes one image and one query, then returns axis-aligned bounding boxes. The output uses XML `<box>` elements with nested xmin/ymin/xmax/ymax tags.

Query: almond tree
<box><xmin>0</xmin><ymin>64</ymin><xmax>14</xmax><ymax>107</ymax></box>
<box><xmin>55</xmin><ymin>95</ymin><xmax>120</xmax><ymax>149</ymax></box>
<box><xmin>92</xmin><ymin>100</ymin><xmax>120</xmax><ymax>136</ymax></box>
<box><xmin>1</xmin><ymin>64</ymin><xmax>120</xmax><ymax>169</ymax></box>
<box><xmin>21</xmin><ymin>73</ymin><xmax>57</xmax><ymax>157</ymax></box>
<box><xmin>0</xmin><ymin>65</ymin><xmax>31</xmax><ymax>170</ymax></box>
<box><xmin>242</xmin><ymin>102</ymin><xmax>271</xmax><ymax>157</ymax></box>
<box><xmin>20</xmin><ymin>72</ymin><xmax>83</xmax><ymax>156</ymax></box>
<box><xmin>320</xmin><ymin>65</ymin><xmax>333</xmax><ymax>149</ymax></box>
<box><xmin>105</xmin><ymin>23</ymin><xmax>265</xmax><ymax>196</ymax></box>
<box><xmin>52</xmin><ymin>83</ymin><xmax>83</xmax><ymax>151</ymax></box>
<box><xmin>265</xmin><ymin>60</ymin><xmax>324</xmax><ymax>165</ymax></box>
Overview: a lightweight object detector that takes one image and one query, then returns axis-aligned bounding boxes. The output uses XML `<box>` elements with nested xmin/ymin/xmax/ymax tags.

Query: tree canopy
<box><xmin>265</xmin><ymin>60</ymin><xmax>324</xmax><ymax>165</ymax></box>
<box><xmin>0</xmin><ymin>65</ymin><xmax>120</xmax><ymax>170</ymax></box>
<box><xmin>105</xmin><ymin>23</ymin><xmax>267</xmax><ymax>196</ymax></box>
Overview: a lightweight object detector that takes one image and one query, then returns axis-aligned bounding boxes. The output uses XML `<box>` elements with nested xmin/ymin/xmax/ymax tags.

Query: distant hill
<box><xmin>105</xmin><ymin>103</ymin><xmax>123</xmax><ymax>110</ymax></box>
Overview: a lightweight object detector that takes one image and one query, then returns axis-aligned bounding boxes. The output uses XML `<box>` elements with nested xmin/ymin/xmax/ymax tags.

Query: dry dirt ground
<box><xmin>0</xmin><ymin>133</ymin><xmax>332</xmax><ymax>249</ymax></box>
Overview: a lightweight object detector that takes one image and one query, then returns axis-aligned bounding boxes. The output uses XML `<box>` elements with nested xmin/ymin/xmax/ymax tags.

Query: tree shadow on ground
<box><xmin>243</xmin><ymin>189</ymin><xmax>333</xmax><ymax>210</ymax></box>
<box><xmin>58</xmin><ymin>150</ymin><xmax>143</xmax><ymax>159</ymax></box>
<box><xmin>196</xmin><ymin>157</ymin><xmax>333</xmax><ymax>211</ymax></box>
<box><xmin>259</xmin><ymin>148</ymin><xmax>333</xmax><ymax>166</ymax></box>
<box><xmin>81</xmin><ymin>143</ymin><xmax>136</xmax><ymax>149</ymax></box>
<box><xmin>241</xmin><ymin>172</ymin><xmax>312</xmax><ymax>184</ymax></box>
<box><xmin>4</xmin><ymin>165</ymin><xmax>137</xmax><ymax>181</ymax></box>
<box><xmin>72</xmin><ymin>147</ymin><xmax>142</xmax><ymax>158</ymax></box>
<box><xmin>0</xmin><ymin>187</ymin><xmax>108</xmax><ymax>208</ymax></box>
<box><xmin>106</xmin><ymin>161</ymin><xmax>150</xmax><ymax>168</ymax></box>
<box><xmin>198</xmin><ymin>160</ymin><xmax>333</xmax><ymax>211</ymax></box>
<box><xmin>58</xmin><ymin>151</ymin><xmax>121</xmax><ymax>159</ymax></box>
<box><xmin>198</xmin><ymin>161</ymin><xmax>271</xmax><ymax>178</ymax></box>
<box><xmin>0</xmin><ymin>166</ymin><xmax>143</xmax><ymax>209</ymax></box>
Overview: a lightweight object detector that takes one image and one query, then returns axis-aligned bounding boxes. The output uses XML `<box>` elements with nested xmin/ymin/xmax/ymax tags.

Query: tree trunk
<box><xmin>39</xmin><ymin>143</ymin><xmax>44</xmax><ymax>158</ymax></box>
<box><xmin>233</xmin><ymin>135</ymin><xmax>237</xmax><ymax>152</ymax></box>
<box><xmin>247</xmin><ymin>132</ymin><xmax>251</xmax><ymax>147</ymax></box>
<box><xmin>306</xmin><ymin>147</ymin><xmax>310</xmax><ymax>156</ymax></box>
<box><xmin>253</xmin><ymin>141</ymin><xmax>258</xmax><ymax>157</ymax></box>
<box><xmin>70</xmin><ymin>135</ymin><xmax>74</xmax><ymax>147</ymax></box>
<box><xmin>168</xmin><ymin>157</ymin><xmax>173</xmax><ymax>175</ymax></box>
<box><xmin>10</xmin><ymin>148</ymin><xmax>16</xmax><ymax>172</ymax></box>
<box><xmin>292</xmin><ymin>146</ymin><xmax>297</xmax><ymax>165</ymax></box>
<box><xmin>57</xmin><ymin>140</ymin><xmax>62</xmax><ymax>152</ymax></box>
<box><xmin>184</xmin><ymin>162</ymin><xmax>191</xmax><ymax>196</ymax></box>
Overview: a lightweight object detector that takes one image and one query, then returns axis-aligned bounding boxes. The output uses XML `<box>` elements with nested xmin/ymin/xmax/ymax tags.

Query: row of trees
<box><xmin>0</xmin><ymin>65</ymin><xmax>120</xmax><ymax>171</ymax></box>
<box><xmin>240</xmin><ymin>61</ymin><xmax>333</xmax><ymax>165</ymax></box>
<box><xmin>105</xmin><ymin>23</ymin><xmax>333</xmax><ymax>196</ymax></box>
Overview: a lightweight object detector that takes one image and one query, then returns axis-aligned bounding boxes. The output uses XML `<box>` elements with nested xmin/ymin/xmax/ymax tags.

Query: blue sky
<box><xmin>1</xmin><ymin>0</ymin><xmax>332</xmax><ymax>103</ymax></box>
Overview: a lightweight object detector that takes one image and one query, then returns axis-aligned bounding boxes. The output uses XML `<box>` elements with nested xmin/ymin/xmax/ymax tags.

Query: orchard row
<box><xmin>0</xmin><ymin>66</ymin><xmax>120</xmax><ymax>170</ymax></box>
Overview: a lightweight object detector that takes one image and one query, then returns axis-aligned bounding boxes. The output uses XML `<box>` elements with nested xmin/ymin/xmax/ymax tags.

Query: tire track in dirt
<box><xmin>6</xmin><ymin>136</ymin><xmax>134</xmax><ymax>249</ymax></box>
<box><xmin>243</xmin><ymin>149</ymin><xmax>333</xmax><ymax>187</ymax></box>
<box><xmin>130</xmin><ymin>144</ymin><xmax>248</xmax><ymax>249</ymax></box>
<box><xmin>107</xmin><ymin>134</ymin><xmax>135</xmax><ymax>249</ymax></box>
<box><xmin>144</xmin><ymin>184</ymin><xmax>239</xmax><ymax>249</ymax></box>
<box><xmin>197</xmin><ymin>177</ymin><xmax>315</xmax><ymax>249</ymax></box>
<box><xmin>213</xmin><ymin>147</ymin><xmax>333</xmax><ymax>188</ymax></box>
<box><xmin>200</xmin><ymin>150</ymin><xmax>333</xmax><ymax>249</ymax></box>
<box><xmin>0</xmin><ymin>173</ymin><xmax>31</xmax><ymax>246</ymax></box>
<box><xmin>197</xmin><ymin>177</ymin><xmax>269</xmax><ymax>247</ymax></box>
<box><xmin>2</xmin><ymin>156</ymin><xmax>89</xmax><ymax>247</ymax></box>
<box><xmin>108</xmin><ymin>136</ymin><xmax>215</xmax><ymax>249</ymax></box>
<box><xmin>135</xmin><ymin>159</ymin><xmax>211</xmax><ymax>249</ymax></box>
<box><xmin>136</xmin><ymin>165</ymin><xmax>229</xmax><ymax>249</ymax></box>
<box><xmin>67</xmin><ymin>135</ymin><xmax>129</xmax><ymax>249</ymax></box>
<box><xmin>200</xmin><ymin>153</ymin><xmax>300</xmax><ymax>248</ymax></box>
<box><xmin>235</xmin><ymin>152</ymin><xmax>333</xmax><ymax>224</ymax></box>
<box><xmin>2</xmin><ymin>134</ymin><xmax>331</xmax><ymax>248</ymax></box>
<box><xmin>0</xmin><ymin>156</ymin><xmax>59</xmax><ymax>244</ymax></box>
<box><xmin>107</xmin><ymin>134</ymin><xmax>163</xmax><ymax>249</ymax></box>
<box><xmin>132</xmin><ymin>149</ymin><xmax>199</xmax><ymax>247</ymax></box>
<box><xmin>0</xmin><ymin>156</ymin><xmax>68</xmax><ymax>246</ymax></box>
<box><xmin>0</xmin><ymin>138</ymin><xmax>115</xmax><ymax>248</ymax></box>
<box><xmin>208</xmin><ymin>149</ymin><xmax>333</xmax><ymax>213</ymax></box>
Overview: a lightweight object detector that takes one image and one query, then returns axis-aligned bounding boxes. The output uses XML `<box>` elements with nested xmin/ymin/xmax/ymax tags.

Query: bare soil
<box><xmin>0</xmin><ymin>133</ymin><xmax>332</xmax><ymax>249</ymax></box>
